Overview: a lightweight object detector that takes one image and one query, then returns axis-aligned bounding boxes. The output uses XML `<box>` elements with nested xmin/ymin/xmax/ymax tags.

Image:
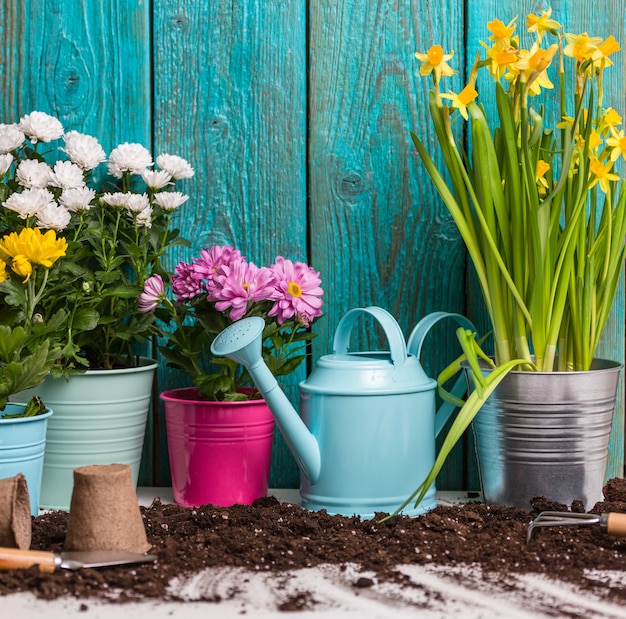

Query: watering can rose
<box><xmin>139</xmin><ymin>244</ymin><xmax>324</xmax><ymax>401</ymax></box>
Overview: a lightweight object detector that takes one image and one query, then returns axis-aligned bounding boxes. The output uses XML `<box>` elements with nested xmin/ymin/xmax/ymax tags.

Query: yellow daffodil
<box><xmin>414</xmin><ymin>45</ymin><xmax>457</xmax><ymax>83</ymax></box>
<box><xmin>526</xmin><ymin>9</ymin><xmax>561</xmax><ymax>41</ymax></box>
<box><xmin>564</xmin><ymin>32</ymin><xmax>603</xmax><ymax>63</ymax></box>
<box><xmin>591</xmin><ymin>35</ymin><xmax>621</xmax><ymax>70</ymax></box>
<box><xmin>512</xmin><ymin>43</ymin><xmax>558</xmax><ymax>95</ymax></box>
<box><xmin>0</xmin><ymin>228</ymin><xmax>68</xmax><ymax>269</ymax></box>
<box><xmin>536</xmin><ymin>159</ymin><xmax>551</xmax><ymax>195</ymax></box>
<box><xmin>607</xmin><ymin>129</ymin><xmax>626</xmax><ymax>162</ymax></box>
<box><xmin>588</xmin><ymin>129</ymin><xmax>602</xmax><ymax>151</ymax></box>
<box><xmin>440</xmin><ymin>84</ymin><xmax>479</xmax><ymax>120</ymax></box>
<box><xmin>485</xmin><ymin>45</ymin><xmax>519</xmax><ymax>79</ymax></box>
<box><xmin>589</xmin><ymin>158</ymin><xmax>620</xmax><ymax>193</ymax></box>
<box><xmin>602</xmin><ymin>108</ymin><xmax>622</xmax><ymax>129</ymax></box>
<box><xmin>487</xmin><ymin>17</ymin><xmax>518</xmax><ymax>49</ymax></box>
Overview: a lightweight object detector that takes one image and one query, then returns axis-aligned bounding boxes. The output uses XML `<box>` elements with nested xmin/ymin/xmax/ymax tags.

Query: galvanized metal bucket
<box><xmin>467</xmin><ymin>359</ymin><xmax>623</xmax><ymax>510</ymax></box>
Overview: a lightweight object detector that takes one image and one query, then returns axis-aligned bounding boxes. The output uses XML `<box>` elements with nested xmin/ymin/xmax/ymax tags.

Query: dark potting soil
<box><xmin>3</xmin><ymin>479</ymin><xmax>626</xmax><ymax>604</ymax></box>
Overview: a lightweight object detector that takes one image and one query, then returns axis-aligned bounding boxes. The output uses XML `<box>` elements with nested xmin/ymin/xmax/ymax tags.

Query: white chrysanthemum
<box><xmin>16</xmin><ymin>159</ymin><xmax>52</xmax><ymax>188</ymax></box>
<box><xmin>125</xmin><ymin>192</ymin><xmax>150</xmax><ymax>214</ymax></box>
<box><xmin>101</xmin><ymin>192</ymin><xmax>131</xmax><ymax>208</ymax></box>
<box><xmin>0</xmin><ymin>124</ymin><xmax>25</xmax><ymax>154</ymax></box>
<box><xmin>142</xmin><ymin>169</ymin><xmax>171</xmax><ymax>189</ymax></box>
<box><xmin>3</xmin><ymin>187</ymin><xmax>56</xmax><ymax>219</ymax></box>
<box><xmin>134</xmin><ymin>205</ymin><xmax>153</xmax><ymax>228</ymax></box>
<box><xmin>59</xmin><ymin>187</ymin><xmax>96</xmax><ymax>212</ymax></box>
<box><xmin>18</xmin><ymin>111</ymin><xmax>64</xmax><ymax>144</ymax></box>
<box><xmin>62</xmin><ymin>130</ymin><xmax>106</xmax><ymax>170</ymax></box>
<box><xmin>0</xmin><ymin>153</ymin><xmax>13</xmax><ymax>176</ymax></box>
<box><xmin>108</xmin><ymin>142</ymin><xmax>153</xmax><ymax>178</ymax></box>
<box><xmin>156</xmin><ymin>153</ymin><xmax>195</xmax><ymax>179</ymax></box>
<box><xmin>50</xmin><ymin>160</ymin><xmax>86</xmax><ymax>189</ymax></box>
<box><xmin>153</xmin><ymin>191</ymin><xmax>189</xmax><ymax>211</ymax></box>
<box><xmin>35</xmin><ymin>202</ymin><xmax>72</xmax><ymax>231</ymax></box>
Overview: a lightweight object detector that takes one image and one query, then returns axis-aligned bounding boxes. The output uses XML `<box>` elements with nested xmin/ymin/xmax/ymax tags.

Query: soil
<box><xmin>3</xmin><ymin>479</ymin><xmax>626</xmax><ymax>606</ymax></box>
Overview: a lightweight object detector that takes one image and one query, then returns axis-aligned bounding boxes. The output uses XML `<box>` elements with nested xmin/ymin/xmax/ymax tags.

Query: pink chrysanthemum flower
<box><xmin>172</xmin><ymin>261</ymin><xmax>203</xmax><ymax>302</ymax></box>
<box><xmin>192</xmin><ymin>245</ymin><xmax>244</xmax><ymax>283</ymax></box>
<box><xmin>213</xmin><ymin>259</ymin><xmax>276</xmax><ymax>321</ymax></box>
<box><xmin>138</xmin><ymin>274</ymin><xmax>165</xmax><ymax>313</ymax></box>
<box><xmin>268</xmin><ymin>257</ymin><xmax>324</xmax><ymax>325</ymax></box>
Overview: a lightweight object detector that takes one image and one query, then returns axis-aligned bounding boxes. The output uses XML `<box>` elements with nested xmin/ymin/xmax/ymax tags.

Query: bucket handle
<box><xmin>333</xmin><ymin>306</ymin><xmax>408</xmax><ymax>369</ymax></box>
<box><xmin>407</xmin><ymin>312</ymin><xmax>477</xmax><ymax>436</ymax></box>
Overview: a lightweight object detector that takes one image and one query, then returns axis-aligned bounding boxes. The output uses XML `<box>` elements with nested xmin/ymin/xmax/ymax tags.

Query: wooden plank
<box><xmin>308</xmin><ymin>0</ymin><xmax>468</xmax><ymax>490</ymax></box>
<box><xmin>152</xmin><ymin>1</ymin><xmax>308</xmax><ymax>487</ymax></box>
<box><xmin>0</xmin><ymin>0</ymin><xmax>153</xmax><ymax>482</ymax></box>
<box><xmin>466</xmin><ymin>0</ymin><xmax>626</xmax><ymax>481</ymax></box>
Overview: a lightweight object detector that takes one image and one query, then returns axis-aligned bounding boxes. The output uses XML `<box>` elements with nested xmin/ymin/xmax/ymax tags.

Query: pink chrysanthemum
<box><xmin>138</xmin><ymin>274</ymin><xmax>165</xmax><ymax>313</ymax></box>
<box><xmin>172</xmin><ymin>261</ymin><xmax>203</xmax><ymax>302</ymax></box>
<box><xmin>192</xmin><ymin>245</ymin><xmax>244</xmax><ymax>283</ymax></box>
<box><xmin>213</xmin><ymin>259</ymin><xmax>276</xmax><ymax>321</ymax></box>
<box><xmin>268</xmin><ymin>257</ymin><xmax>324</xmax><ymax>325</ymax></box>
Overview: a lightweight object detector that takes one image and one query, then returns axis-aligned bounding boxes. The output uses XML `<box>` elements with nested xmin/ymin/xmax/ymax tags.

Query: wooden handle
<box><xmin>0</xmin><ymin>548</ymin><xmax>57</xmax><ymax>572</ymax></box>
<box><xmin>605</xmin><ymin>513</ymin><xmax>626</xmax><ymax>537</ymax></box>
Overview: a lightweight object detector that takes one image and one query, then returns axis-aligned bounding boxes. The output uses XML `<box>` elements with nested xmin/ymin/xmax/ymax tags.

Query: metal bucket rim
<box><xmin>463</xmin><ymin>357</ymin><xmax>623</xmax><ymax>376</ymax></box>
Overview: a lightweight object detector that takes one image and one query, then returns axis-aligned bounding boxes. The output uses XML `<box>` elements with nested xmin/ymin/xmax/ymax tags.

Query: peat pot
<box><xmin>160</xmin><ymin>387</ymin><xmax>275</xmax><ymax>508</ymax></box>
<box><xmin>15</xmin><ymin>358</ymin><xmax>158</xmax><ymax>510</ymax></box>
<box><xmin>0</xmin><ymin>404</ymin><xmax>53</xmax><ymax>516</ymax></box>
<box><xmin>467</xmin><ymin>359</ymin><xmax>623</xmax><ymax>510</ymax></box>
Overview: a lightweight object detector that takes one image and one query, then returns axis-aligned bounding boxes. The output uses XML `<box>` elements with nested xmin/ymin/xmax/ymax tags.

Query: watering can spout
<box><xmin>210</xmin><ymin>317</ymin><xmax>322</xmax><ymax>485</ymax></box>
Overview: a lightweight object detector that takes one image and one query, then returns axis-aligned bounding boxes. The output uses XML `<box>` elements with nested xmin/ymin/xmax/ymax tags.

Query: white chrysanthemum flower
<box><xmin>101</xmin><ymin>192</ymin><xmax>131</xmax><ymax>208</ymax></box>
<box><xmin>0</xmin><ymin>124</ymin><xmax>25</xmax><ymax>154</ymax></box>
<box><xmin>156</xmin><ymin>153</ymin><xmax>195</xmax><ymax>179</ymax></box>
<box><xmin>108</xmin><ymin>142</ymin><xmax>153</xmax><ymax>178</ymax></box>
<box><xmin>134</xmin><ymin>205</ymin><xmax>153</xmax><ymax>228</ymax></box>
<box><xmin>3</xmin><ymin>187</ymin><xmax>56</xmax><ymax>218</ymax></box>
<box><xmin>125</xmin><ymin>192</ymin><xmax>150</xmax><ymax>214</ymax></box>
<box><xmin>18</xmin><ymin>111</ymin><xmax>64</xmax><ymax>144</ymax></box>
<box><xmin>62</xmin><ymin>130</ymin><xmax>107</xmax><ymax>170</ymax></box>
<box><xmin>16</xmin><ymin>159</ymin><xmax>52</xmax><ymax>188</ymax></box>
<box><xmin>0</xmin><ymin>153</ymin><xmax>13</xmax><ymax>175</ymax></box>
<box><xmin>50</xmin><ymin>160</ymin><xmax>86</xmax><ymax>189</ymax></box>
<box><xmin>59</xmin><ymin>187</ymin><xmax>96</xmax><ymax>212</ymax></box>
<box><xmin>35</xmin><ymin>202</ymin><xmax>72</xmax><ymax>231</ymax></box>
<box><xmin>153</xmin><ymin>191</ymin><xmax>189</xmax><ymax>211</ymax></box>
<box><xmin>142</xmin><ymin>169</ymin><xmax>171</xmax><ymax>189</ymax></box>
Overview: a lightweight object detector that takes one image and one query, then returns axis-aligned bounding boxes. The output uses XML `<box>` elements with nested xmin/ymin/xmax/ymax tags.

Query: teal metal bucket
<box><xmin>16</xmin><ymin>358</ymin><xmax>157</xmax><ymax>510</ymax></box>
<box><xmin>0</xmin><ymin>405</ymin><xmax>53</xmax><ymax>516</ymax></box>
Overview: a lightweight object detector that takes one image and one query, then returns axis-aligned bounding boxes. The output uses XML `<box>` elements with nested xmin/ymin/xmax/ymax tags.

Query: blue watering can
<box><xmin>210</xmin><ymin>306</ymin><xmax>474</xmax><ymax>518</ymax></box>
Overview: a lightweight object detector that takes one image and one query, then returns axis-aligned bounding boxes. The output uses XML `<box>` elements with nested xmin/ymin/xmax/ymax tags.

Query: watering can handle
<box><xmin>333</xmin><ymin>306</ymin><xmax>408</xmax><ymax>368</ymax></box>
<box><xmin>407</xmin><ymin>312</ymin><xmax>477</xmax><ymax>436</ymax></box>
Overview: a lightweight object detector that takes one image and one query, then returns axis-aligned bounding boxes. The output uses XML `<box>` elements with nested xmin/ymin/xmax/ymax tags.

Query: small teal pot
<box><xmin>0</xmin><ymin>404</ymin><xmax>53</xmax><ymax>516</ymax></box>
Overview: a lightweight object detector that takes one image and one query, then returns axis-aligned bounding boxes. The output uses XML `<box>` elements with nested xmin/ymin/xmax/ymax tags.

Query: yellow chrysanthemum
<box><xmin>0</xmin><ymin>228</ymin><xmax>68</xmax><ymax>268</ymax></box>
<box><xmin>0</xmin><ymin>257</ymin><xmax>6</xmax><ymax>283</ymax></box>
<box><xmin>440</xmin><ymin>84</ymin><xmax>479</xmax><ymax>120</ymax></box>
<box><xmin>563</xmin><ymin>32</ymin><xmax>603</xmax><ymax>63</ymax></box>
<box><xmin>10</xmin><ymin>255</ymin><xmax>33</xmax><ymax>282</ymax></box>
<box><xmin>606</xmin><ymin>129</ymin><xmax>626</xmax><ymax>162</ymax></box>
<box><xmin>415</xmin><ymin>45</ymin><xmax>457</xmax><ymax>83</ymax></box>
<box><xmin>487</xmin><ymin>17</ymin><xmax>518</xmax><ymax>49</ymax></box>
<box><xmin>589</xmin><ymin>158</ymin><xmax>620</xmax><ymax>193</ymax></box>
<box><xmin>526</xmin><ymin>9</ymin><xmax>561</xmax><ymax>41</ymax></box>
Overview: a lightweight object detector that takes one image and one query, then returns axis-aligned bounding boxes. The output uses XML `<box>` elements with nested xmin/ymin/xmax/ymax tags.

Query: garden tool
<box><xmin>0</xmin><ymin>547</ymin><xmax>156</xmax><ymax>572</ymax></box>
<box><xmin>527</xmin><ymin>511</ymin><xmax>626</xmax><ymax>544</ymax></box>
<box><xmin>210</xmin><ymin>306</ymin><xmax>474</xmax><ymax>518</ymax></box>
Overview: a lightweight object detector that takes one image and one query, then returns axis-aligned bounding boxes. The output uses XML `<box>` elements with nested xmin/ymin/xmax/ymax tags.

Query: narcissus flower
<box><xmin>526</xmin><ymin>9</ymin><xmax>561</xmax><ymax>41</ymax></box>
<box><xmin>487</xmin><ymin>17</ymin><xmax>518</xmax><ymax>49</ymax></box>
<box><xmin>564</xmin><ymin>32</ymin><xmax>603</xmax><ymax>63</ymax></box>
<box><xmin>440</xmin><ymin>84</ymin><xmax>479</xmax><ymax>120</ymax></box>
<box><xmin>607</xmin><ymin>129</ymin><xmax>626</xmax><ymax>162</ymax></box>
<box><xmin>589</xmin><ymin>158</ymin><xmax>620</xmax><ymax>193</ymax></box>
<box><xmin>414</xmin><ymin>45</ymin><xmax>456</xmax><ymax>83</ymax></box>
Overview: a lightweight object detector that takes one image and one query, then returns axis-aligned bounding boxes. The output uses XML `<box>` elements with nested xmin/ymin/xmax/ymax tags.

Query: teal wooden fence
<box><xmin>1</xmin><ymin>0</ymin><xmax>624</xmax><ymax>490</ymax></box>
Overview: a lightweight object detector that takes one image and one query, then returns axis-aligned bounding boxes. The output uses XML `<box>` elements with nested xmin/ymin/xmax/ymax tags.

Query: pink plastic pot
<box><xmin>160</xmin><ymin>387</ymin><xmax>275</xmax><ymax>508</ymax></box>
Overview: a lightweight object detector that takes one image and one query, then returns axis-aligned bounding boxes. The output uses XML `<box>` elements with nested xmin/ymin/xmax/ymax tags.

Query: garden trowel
<box><xmin>0</xmin><ymin>547</ymin><xmax>156</xmax><ymax>572</ymax></box>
